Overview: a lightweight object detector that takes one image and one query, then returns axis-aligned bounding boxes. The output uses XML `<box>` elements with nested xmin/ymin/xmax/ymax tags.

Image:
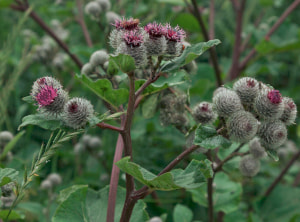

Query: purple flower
<box><xmin>163</xmin><ymin>24</ymin><xmax>186</xmax><ymax>42</ymax></box>
<box><xmin>144</xmin><ymin>22</ymin><xmax>164</xmax><ymax>38</ymax></box>
<box><xmin>123</xmin><ymin>30</ymin><xmax>144</xmax><ymax>47</ymax></box>
<box><xmin>35</xmin><ymin>84</ymin><xmax>58</xmax><ymax>108</ymax></box>
<box><xmin>267</xmin><ymin>90</ymin><xmax>282</xmax><ymax>104</ymax></box>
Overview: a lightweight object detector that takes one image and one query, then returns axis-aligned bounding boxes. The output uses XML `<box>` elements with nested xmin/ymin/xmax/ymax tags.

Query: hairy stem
<box><xmin>190</xmin><ymin>0</ymin><xmax>222</xmax><ymax>87</ymax></box>
<box><xmin>264</xmin><ymin>150</ymin><xmax>300</xmax><ymax>197</ymax></box>
<box><xmin>239</xmin><ymin>0</ymin><xmax>300</xmax><ymax>72</ymax></box>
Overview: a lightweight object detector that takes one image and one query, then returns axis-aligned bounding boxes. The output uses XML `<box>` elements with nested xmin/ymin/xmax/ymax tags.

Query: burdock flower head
<box><xmin>163</xmin><ymin>24</ymin><xmax>186</xmax><ymax>56</ymax></box>
<box><xmin>113</xmin><ymin>17</ymin><xmax>140</xmax><ymax>31</ymax></box>
<box><xmin>31</xmin><ymin>77</ymin><xmax>68</xmax><ymax>117</ymax></box>
<box><xmin>116</xmin><ymin>30</ymin><xmax>147</xmax><ymax>67</ymax></box>
<box><xmin>63</xmin><ymin>97</ymin><xmax>94</xmax><ymax>129</ymax></box>
<box><xmin>144</xmin><ymin>22</ymin><xmax>167</xmax><ymax>56</ymax></box>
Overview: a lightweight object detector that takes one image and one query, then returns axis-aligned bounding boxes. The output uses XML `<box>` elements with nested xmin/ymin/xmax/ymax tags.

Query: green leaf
<box><xmin>173</xmin><ymin>204</ymin><xmax>193</xmax><ymax>222</ymax></box>
<box><xmin>0</xmin><ymin>131</ymin><xmax>25</xmax><ymax>160</ymax></box>
<box><xmin>193</xmin><ymin>125</ymin><xmax>232</xmax><ymax>149</ymax></box>
<box><xmin>0</xmin><ymin>210</ymin><xmax>24</xmax><ymax>220</ymax></box>
<box><xmin>22</xmin><ymin>95</ymin><xmax>35</xmax><ymax>104</ymax></box>
<box><xmin>135</xmin><ymin>71</ymin><xmax>187</xmax><ymax>96</ymax></box>
<box><xmin>53</xmin><ymin>185</ymin><xmax>89</xmax><ymax>222</ymax></box>
<box><xmin>266</xmin><ymin>148</ymin><xmax>279</xmax><ymax>161</ymax></box>
<box><xmin>172</xmin><ymin>13</ymin><xmax>199</xmax><ymax>33</ymax></box>
<box><xmin>142</xmin><ymin>94</ymin><xmax>159</xmax><ymax>119</ymax></box>
<box><xmin>109</xmin><ymin>54</ymin><xmax>136</xmax><ymax>74</ymax></box>
<box><xmin>53</xmin><ymin>185</ymin><xmax>149</xmax><ymax>222</ymax></box>
<box><xmin>160</xmin><ymin>40</ymin><xmax>221</xmax><ymax>72</ymax></box>
<box><xmin>116</xmin><ymin>157</ymin><xmax>212</xmax><ymax>191</ymax></box>
<box><xmin>18</xmin><ymin>114</ymin><xmax>62</xmax><ymax>131</ymax></box>
<box><xmin>0</xmin><ymin>168</ymin><xmax>19</xmax><ymax>186</ymax></box>
<box><xmin>256</xmin><ymin>186</ymin><xmax>300</xmax><ymax>222</ymax></box>
<box><xmin>86</xmin><ymin>186</ymin><xmax>149</xmax><ymax>222</ymax></box>
<box><xmin>76</xmin><ymin>74</ymin><xmax>129</xmax><ymax>109</ymax></box>
<box><xmin>255</xmin><ymin>40</ymin><xmax>277</xmax><ymax>55</ymax></box>
<box><xmin>189</xmin><ymin>172</ymin><xmax>242</xmax><ymax>214</ymax></box>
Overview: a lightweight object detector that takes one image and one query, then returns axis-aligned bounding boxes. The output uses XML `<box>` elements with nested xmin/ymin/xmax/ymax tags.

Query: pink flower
<box><xmin>163</xmin><ymin>24</ymin><xmax>186</xmax><ymax>42</ymax></box>
<box><xmin>144</xmin><ymin>22</ymin><xmax>164</xmax><ymax>38</ymax></box>
<box><xmin>267</xmin><ymin>90</ymin><xmax>282</xmax><ymax>104</ymax></box>
<box><xmin>123</xmin><ymin>30</ymin><xmax>144</xmax><ymax>47</ymax></box>
<box><xmin>35</xmin><ymin>85</ymin><xmax>58</xmax><ymax>108</ymax></box>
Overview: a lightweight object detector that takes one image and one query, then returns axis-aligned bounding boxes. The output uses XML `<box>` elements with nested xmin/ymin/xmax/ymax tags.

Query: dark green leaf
<box><xmin>116</xmin><ymin>157</ymin><xmax>212</xmax><ymax>191</ymax></box>
<box><xmin>173</xmin><ymin>204</ymin><xmax>193</xmax><ymax>222</ymax></box>
<box><xmin>160</xmin><ymin>40</ymin><xmax>221</xmax><ymax>72</ymax></box>
<box><xmin>76</xmin><ymin>74</ymin><xmax>129</xmax><ymax>109</ymax></box>
<box><xmin>189</xmin><ymin>172</ymin><xmax>242</xmax><ymax>214</ymax></box>
<box><xmin>18</xmin><ymin>114</ymin><xmax>62</xmax><ymax>131</ymax></box>
<box><xmin>0</xmin><ymin>131</ymin><xmax>25</xmax><ymax>160</ymax></box>
<box><xmin>109</xmin><ymin>54</ymin><xmax>136</xmax><ymax>73</ymax></box>
<box><xmin>0</xmin><ymin>168</ymin><xmax>19</xmax><ymax>186</ymax></box>
<box><xmin>266</xmin><ymin>148</ymin><xmax>279</xmax><ymax>161</ymax></box>
<box><xmin>193</xmin><ymin>125</ymin><xmax>232</xmax><ymax>149</ymax></box>
<box><xmin>142</xmin><ymin>94</ymin><xmax>159</xmax><ymax>119</ymax></box>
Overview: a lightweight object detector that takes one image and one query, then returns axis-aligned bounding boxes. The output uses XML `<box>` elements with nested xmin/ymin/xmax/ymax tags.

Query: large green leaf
<box><xmin>135</xmin><ymin>70</ymin><xmax>187</xmax><ymax>96</ymax></box>
<box><xmin>53</xmin><ymin>185</ymin><xmax>148</xmax><ymax>222</ymax></box>
<box><xmin>173</xmin><ymin>204</ymin><xmax>193</xmax><ymax>222</ymax></box>
<box><xmin>108</xmin><ymin>54</ymin><xmax>136</xmax><ymax>74</ymax></box>
<box><xmin>193</xmin><ymin>125</ymin><xmax>231</xmax><ymax>149</ymax></box>
<box><xmin>0</xmin><ymin>131</ymin><xmax>25</xmax><ymax>160</ymax></box>
<box><xmin>189</xmin><ymin>172</ymin><xmax>242</xmax><ymax>214</ymax></box>
<box><xmin>76</xmin><ymin>74</ymin><xmax>129</xmax><ymax>109</ymax></box>
<box><xmin>160</xmin><ymin>40</ymin><xmax>221</xmax><ymax>72</ymax></box>
<box><xmin>18</xmin><ymin>114</ymin><xmax>62</xmax><ymax>131</ymax></box>
<box><xmin>116</xmin><ymin>157</ymin><xmax>213</xmax><ymax>191</ymax></box>
<box><xmin>255</xmin><ymin>186</ymin><xmax>300</xmax><ymax>222</ymax></box>
<box><xmin>0</xmin><ymin>168</ymin><xmax>19</xmax><ymax>186</ymax></box>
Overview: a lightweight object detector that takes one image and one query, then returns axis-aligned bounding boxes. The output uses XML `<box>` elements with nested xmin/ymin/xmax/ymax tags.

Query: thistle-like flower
<box><xmin>116</xmin><ymin>30</ymin><xmax>147</xmax><ymax>67</ymax></box>
<box><xmin>144</xmin><ymin>22</ymin><xmax>167</xmax><ymax>56</ymax></box>
<box><xmin>233</xmin><ymin>77</ymin><xmax>259</xmax><ymax>104</ymax></box>
<box><xmin>31</xmin><ymin>77</ymin><xmax>68</xmax><ymax>117</ymax></box>
<box><xmin>280</xmin><ymin>97</ymin><xmax>297</xmax><ymax>125</ymax></box>
<box><xmin>249</xmin><ymin>137</ymin><xmax>266</xmax><ymax>159</ymax></box>
<box><xmin>226</xmin><ymin>111</ymin><xmax>259</xmax><ymax>143</ymax></box>
<box><xmin>113</xmin><ymin>17</ymin><xmax>140</xmax><ymax>31</ymax></box>
<box><xmin>212</xmin><ymin>88</ymin><xmax>243</xmax><ymax>118</ymax></box>
<box><xmin>63</xmin><ymin>98</ymin><xmax>94</xmax><ymax>129</ymax></box>
<box><xmin>239</xmin><ymin>155</ymin><xmax>260</xmax><ymax>177</ymax></box>
<box><xmin>257</xmin><ymin>120</ymin><xmax>287</xmax><ymax>149</ymax></box>
<box><xmin>163</xmin><ymin>24</ymin><xmax>186</xmax><ymax>56</ymax></box>
<box><xmin>254</xmin><ymin>89</ymin><xmax>284</xmax><ymax>120</ymax></box>
<box><xmin>193</xmin><ymin>102</ymin><xmax>217</xmax><ymax>124</ymax></box>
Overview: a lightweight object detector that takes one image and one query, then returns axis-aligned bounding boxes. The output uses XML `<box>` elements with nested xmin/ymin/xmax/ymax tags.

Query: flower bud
<box><xmin>88</xmin><ymin>137</ymin><xmax>102</xmax><ymax>149</ymax></box>
<box><xmin>90</xmin><ymin>50</ymin><xmax>109</xmax><ymax>67</ymax></box>
<box><xmin>1</xmin><ymin>182</ymin><xmax>14</xmax><ymax>197</ymax></box>
<box><xmin>105</xmin><ymin>11</ymin><xmax>121</xmax><ymax>24</ymax></box>
<box><xmin>144</xmin><ymin>22</ymin><xmax>167</xmax><ymax>56</ymax></box>
<box><xmin>249</xmin><ymin>137</ymin><xmax>266</xmax><ymax>159</ymax></box>
<box><xmin>0</xmin><ymin>131</ymin><xmax>14</xmax><ymax>147</ymax></box>
<box><xmin>31</xmin><ymin>77</ymin><xmax>68</xmax><ymax>117</ymax></box>
<box><xmin>63</xmin><ymin>98</ymin><xmax>94</xmax><ymax>129</ymax></box>
<box><xmin>239</xmin><ymin>155</ymin><xmax>260</xmax><ymax>177</ymax></box>
<box><xmin>193</xmin><ymin>102</ymin><xmax>217</xmax><ymax>124</ymax></box>
<box><xmin>103</xmin><ymin>61</ymin><xmax>109</xmax><ymax>70</ymax></box>
<box><xmin>280</xmin><ymin>97</ymin><xmax>297</xmax><ymax>125</ymax></box>
<box><xmin>212</xmin><ymin>89</ymin><xmax>243</xmax><ymax>117</ymax></box>
<box><xmin>226</xmin><ymin>111</ymin><xmax>259</xmax><ymax>143</ymax></box>
<box><xmin>81</xmin><ymin>63</ymin><xmax>94</xmax><ymax>75</ymax></box>
<box><xmin>254</xmin><ymin>89</ymin><xmax>284</xmax><ymax>120</ymax></box>
<box><xmin>96</xmin><ymin>0</ymin><xmax>111</xmax><ymax>11</ymax></box>
<box><xmin>85</xmin><ymin>1</ymin><xmax>102</xmax><ymax>20</ymax></box>
<box><xmin>233</xmin><ymin>77</ymin><xmax>259</xmax><ymax>104</ymax></box>
<box><xmin>163</xmin><ymin>24</ymin><xmax>186</xmax><ymax>56</ymax></box>
<box><xmin>257</xmin><ymin>120</ymin><xmax>287</xmax><ymax>149</ymax></box>
<box><xmin>40</xmin><ymin>179</ymin><xmax>52</xmax><ymax>190</ymax></box>
<box><xmin>213</xmin><ymin>86</ymin><xmax>227</xmax><ymax>97</ymax></box>
<box><xmin>47</xmin><ymin>173</ymin><xmax>62</xmax><ymax>186</ymax></box>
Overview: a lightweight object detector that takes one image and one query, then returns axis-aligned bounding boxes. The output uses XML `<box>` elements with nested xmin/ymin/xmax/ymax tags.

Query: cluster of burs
<box><xmin>193</xmin><ymin>77</ymin><xmax>297</xmax><ymax>177</ymax></box>
<box><xmin>30</xmin><ymin>76</ymin><xmax>95</xmax><ymax>129</ymax></box>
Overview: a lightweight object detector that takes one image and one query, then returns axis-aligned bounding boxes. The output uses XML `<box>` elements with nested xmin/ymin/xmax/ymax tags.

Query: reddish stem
<box><xmin>76</xmin><ymin>0</ymin><xmax>93</xmax><ymax>47</ymax></box>
<box><xmin>97</xmin><ymin>122</ymin><xmax>122</xmax><ymax>133</ymax></box>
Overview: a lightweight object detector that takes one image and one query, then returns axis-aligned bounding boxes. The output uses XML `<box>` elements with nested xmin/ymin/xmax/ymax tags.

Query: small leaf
<box><xmin>193</xmin><ymin>125</ymin><xmax>231</xmax><ymax>149</ymax></box>
<box><xmin>173</xmin><ymin>204</ymin><xmax>193</xmax><ymax>222</ymax></box>
<box><xmin>18</xmin><ymin>114</ymin><xmax>62</xmax><ymax>131</ymax></box>
<box><xmin>22</xmin><ymin>95</ymin><xmax>35</xmax><ymax>104</ymax></box>
<box><xmin>266</xmin><ymin>148</ymin><xmax>279</xmax><ymax>161</ymax></box>
<box><xmin>76</xmin><ymin>74</ymin><xmax>129</xmax><ymax>109</ymax></box>
<box><xmin>0</xmin><ymin>131</ymin><xmax>25</xmax><ymax>160</ymax></box>
<box><xmin>142</xmin><ymin>94</ymin><xmax>159</xmax><ymax>119</ymax></box>
<box><xmin>116</xmin><ymin>157</ymin><xmax>212</xmax><ymax>191</ymax></box>
<box><xmin>160</xmin><ymin>40</ymin><xmax>221</xmax><ymax>72</ymax></box>
<box><xmin>0</xmin><ymin>168</ymin><xmax>19</xmax><ymax>186</ymax></box>
<box><xmin>109</xmin><ymin>54</ymin><xmax>136</xmax><ymax>73</ymax></box>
